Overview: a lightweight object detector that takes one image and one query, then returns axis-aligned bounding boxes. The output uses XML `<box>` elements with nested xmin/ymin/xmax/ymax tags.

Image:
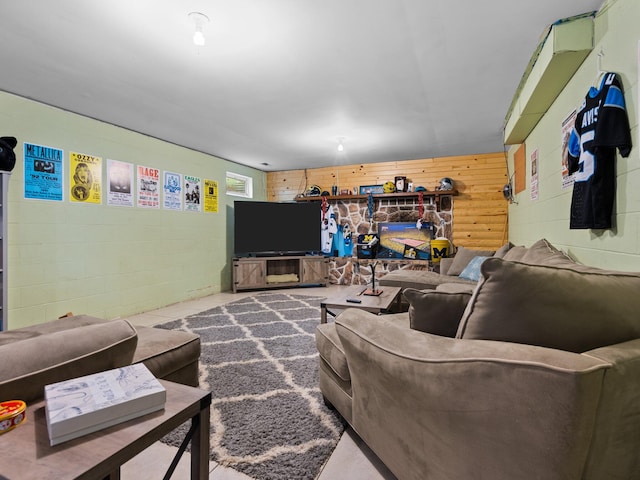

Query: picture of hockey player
<box><xmin>567</xmin><ymin>72</ymin><xmax>631</xmax><ymax>229</ymax></box>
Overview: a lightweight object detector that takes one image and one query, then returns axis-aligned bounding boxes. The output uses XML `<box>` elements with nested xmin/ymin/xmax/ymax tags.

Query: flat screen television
<box><xmin>233</xmin><ymin>201</ymin><xmax>322</xmax><ymax>257</ymax></box>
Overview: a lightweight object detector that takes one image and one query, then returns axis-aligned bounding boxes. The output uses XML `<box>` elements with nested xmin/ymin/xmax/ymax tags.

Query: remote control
<box><xmin>346</xmin><ymin>298</ymin><xmax>362</xmax><ymax>303</ymax></box>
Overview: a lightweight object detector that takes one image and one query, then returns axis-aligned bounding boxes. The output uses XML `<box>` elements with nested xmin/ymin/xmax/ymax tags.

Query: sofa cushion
<box><xmin>519</xmin><ymin>238</ymin><xmax>575</xmax><ymax>266</ymax></box>
<box><xmin>316</xmin><ymin>323</ymin><xmax>350</xmax><ymax>382</ymax></box>
<box><xmin>447</xmin><ymin>246</ymin><xmax>496</xmax><ymax>276</ymax></box>
<box><xmin>458</xmin><ymin>255</ymin><xmax>491</xmax><ymax>281</ymax></box>
<box><xmin>456</xmin><ymin>258</ymin><xmax>640</xmax><ymax>353</ymax></box>
<box><xmin>403</xmin><ymin>288</ymin><xmax>471</xmax><ymax>337</ymax></box>
<box><xmin>435</xmin><ymin>283</ymin><xmax>476</xmax><ymax>294</ymax></box>
<box><xmin>379</xmin><ymin>269</ymin><xmax>475</xmax><ymax>291</ymax></box>
<box><xmin>493</xmin><ymin>243</ymin><xmax>512</xmax><ymax>259</ymax></box>
<box><xmin>135</xmin><ymin>326</ymin><xmax>200</xmax><ymax>386</ymax></box>
<box><xmin>0</xmin><ymin>319</ymin><xmax>138</xmax><ymax>402</ymax></box>
<box><xmin>502</xmin><ymin>245</ymin><xmax>527</xmax><ymax>261</ymax></box>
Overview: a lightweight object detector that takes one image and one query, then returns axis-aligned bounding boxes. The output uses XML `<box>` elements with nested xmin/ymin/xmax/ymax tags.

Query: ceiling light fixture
<box><xmin>337</xmin><ymin>138</ymin><xmax>345</xmax><ymax>152</ymax></box>
<box><xmin>188</xmin><ymin>12</ymin><xmax>209</xmax><ymax>46</ymax></box>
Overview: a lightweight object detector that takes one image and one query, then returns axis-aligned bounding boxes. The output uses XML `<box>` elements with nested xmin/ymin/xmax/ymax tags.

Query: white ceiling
<box><xmin>0</xmin><ymin>1</ymin><xmax>603</xmax><ymax>172</ymax></box>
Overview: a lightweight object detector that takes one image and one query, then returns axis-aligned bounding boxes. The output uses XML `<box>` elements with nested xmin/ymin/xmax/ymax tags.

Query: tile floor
<box><xmin>122</xmin><ymin>286</ymin><xmax>397</xmax><ymax>480</ymax></box>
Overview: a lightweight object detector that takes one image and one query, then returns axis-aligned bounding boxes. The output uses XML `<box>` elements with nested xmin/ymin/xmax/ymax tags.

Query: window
<box><xmin>226</xmin><ymin>172</ymin><xmax>253</xmax><ymax>198</ymax></box>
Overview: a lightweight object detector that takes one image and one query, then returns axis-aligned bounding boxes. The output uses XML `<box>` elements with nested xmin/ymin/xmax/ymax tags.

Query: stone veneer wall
<box><xmin>328</xmin><ymin>195</ymin><xmax>453</xmax><ymax>285</ymax></box>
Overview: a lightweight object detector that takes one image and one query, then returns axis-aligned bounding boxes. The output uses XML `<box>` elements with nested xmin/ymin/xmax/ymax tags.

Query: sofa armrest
<box><xmin>579</xmin><ymin>339</ymin><xmax>640</xmax><ymax>478</ymax></box>
<box><xmin>335</xmin><ymin>310</ymin><xmax>610</xmax><ymax>480</ymax></box>
<box><xmin>0</xmin><ymin>320</ymin><xmax>138</xmax><ymax>402</ymax></box>
<box><xmin>439</xmin><ymin>257</ymin><xmax>454</xmax><ymax>275</ymax></box>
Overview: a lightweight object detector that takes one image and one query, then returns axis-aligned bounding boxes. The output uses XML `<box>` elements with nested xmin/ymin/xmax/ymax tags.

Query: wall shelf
<box><xmin>294</xmin><ymin>191</ymin><xmax>458</xmax><ymax>202</ymax></box>
<box><xmin>503</xmin><ymin>13</ymin><xmax>594</xmax><ymax>145</ymax></box>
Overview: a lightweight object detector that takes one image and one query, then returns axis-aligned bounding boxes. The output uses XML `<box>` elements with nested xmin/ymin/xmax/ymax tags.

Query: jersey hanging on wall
<box><xmin>567</xmin><ymin>72</ymin><xmax>631</xmax><ymax>229</ymax></box>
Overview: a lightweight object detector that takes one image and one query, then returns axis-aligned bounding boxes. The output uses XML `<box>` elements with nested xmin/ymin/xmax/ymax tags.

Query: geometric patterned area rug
<box><xmin>155</xmin><ymin>292</ymin><xmax>346</xmax><ymax>480</ymax></box>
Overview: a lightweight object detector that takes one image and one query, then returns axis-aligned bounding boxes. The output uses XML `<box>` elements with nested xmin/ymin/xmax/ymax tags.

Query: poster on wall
<box><xmin>23</xmin><ymin>142</ymin><xmax>64</xmax><ymax>201</ymax></box>
<box><xmin>69</xmin><ymin>151</ymin><xmax>102</xmax><ymax>203</ymax></box>
<box><xmin>137</xmin><ymin>165</ymin><xmax>160</xmax><ymax>209</ymax></box>
<box><xmin>203</xmin><ymin>179</ymin><xmax>218</xmax><ymax>213</ymax></box>
<box><xmin>530</xmin><ymin>148</ymin><xmax>539</xmax><ymax>201</ymax></box>
<box><xmin>107</xmin><ymin>159</ymin><xmax>134</xmax><ymax>207</ymax></box>
<box><xmin>184</xmin><ymin>175</ymin><xmax>202</xmax><ymax>212</ymax></box>
<box><xmin>561</xmin><ymin>108</ymin><xmax>577</xmax><ymax>189</ymax></box>
<box><xmin>163</xmin><ymin>171</ymin><xmax>182</xmax><ymax>211</ymax></box>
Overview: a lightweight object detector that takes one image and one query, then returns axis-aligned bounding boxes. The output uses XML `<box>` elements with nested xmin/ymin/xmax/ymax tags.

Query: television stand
<box><xmin>232</xmin><ymin>255</ymin><xmax>329</xmax><ymax>293</ymax></box>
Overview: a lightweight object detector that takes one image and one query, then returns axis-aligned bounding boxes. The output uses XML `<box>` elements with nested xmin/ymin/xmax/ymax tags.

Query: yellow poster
<box><xmin>69</xmin><ymin>152</ymin><xmax>102</xmax><ymax>203</ymax></box>
<box><xmin>204</xmin><ymin>179</ymin><xmax>218</xmax><ymax>213</ymax></box>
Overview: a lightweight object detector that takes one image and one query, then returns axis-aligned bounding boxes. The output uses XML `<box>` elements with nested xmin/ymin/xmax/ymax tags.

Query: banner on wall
<box><xmin>23</xmin><ymin>142</ymin><xmax>64</xmax><ymax>201</ymax></box>
<box><xmin>203</xmin><ymin>179</ymin><xmax>218</xmax><ymax>213</ymax></box>
<box><xmin>137</xmin><ymin>165</ymin><xmax>160</xmax><ymax>209</ymax></box>
<box><xmin>561</xmin><ymin>108</ymin><xmax>577</xmax><ymax>189</ymax></box>
<box><xmin>184</xmin><ymin>175</ymin><xmax>202</xmax><ymax>212</ymax></box>
<box><xmin>530</xmin><ymin>148</ymin><xmax>539</xmax><ymax>201</ymax></box>
<box><xmin>107</xmin><ymin>159</ymin><xmax>134</xmax><ymax>207</ymax></box>
<box><xmin>69</xmin><ymin>152</ymin><xmax>102</xmax><ymax>203</ymax></box>
<box><xmin>163</xmin><ymin>171</ymin><xmax>182</xmax><ymax>211</ymax></box>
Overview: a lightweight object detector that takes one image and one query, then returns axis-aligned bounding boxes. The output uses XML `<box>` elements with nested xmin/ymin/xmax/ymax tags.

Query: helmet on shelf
<box><xmin>383</xmin><ymin>181</ymin><xmax>396</xmax><ymax>193</ymax></box>
<box><xmin>414</xmin><ymin>186</ymin><xmax>427</xmax><ymax>192</ymax></box>
<box><xmin>305</xmin><ymin>185</ymin><xmax>321</xmax><ymax>196</ymax></box>
<box><xmin>437</xmin><ymin>177</ymin><xmax>454</xmax><ymax>191</ymax></box>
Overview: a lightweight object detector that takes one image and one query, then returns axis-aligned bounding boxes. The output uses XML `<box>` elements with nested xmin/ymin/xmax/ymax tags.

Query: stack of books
<box><xmin>45</xmin><ymin>363</ymin><xmax>166</xmax><ymax>446</ymax></box>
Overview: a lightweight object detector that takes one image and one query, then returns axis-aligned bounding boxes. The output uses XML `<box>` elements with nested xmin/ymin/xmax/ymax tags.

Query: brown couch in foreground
<box><xmin>316</xmin><ymin>245</ymin><xmax>640</xmax><ymax>479</ymax></box>
<box><xmin>0</xmin><ymin>315</ymin><xmax>200</xmax><ymax>403</ymax></box>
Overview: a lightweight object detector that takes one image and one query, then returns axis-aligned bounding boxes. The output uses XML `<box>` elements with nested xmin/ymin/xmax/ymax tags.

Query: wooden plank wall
<box><xmin>267</xmin><ymin>152</ymin><xmax>509</xmax><ymax>250</ymax></box>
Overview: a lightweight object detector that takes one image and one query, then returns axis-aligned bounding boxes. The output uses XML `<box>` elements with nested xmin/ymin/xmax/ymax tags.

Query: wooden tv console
<box><xmin>232</xmin><ymin>255</ymin><xmax>329</xmax><ymax>293</ymax></box>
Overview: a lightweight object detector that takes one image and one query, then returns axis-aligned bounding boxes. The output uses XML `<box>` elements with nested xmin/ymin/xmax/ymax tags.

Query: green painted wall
<box><xmin>507</xmin><ymin>0</ymin><xmax>640</xmax><ymax>270</ymax></box>
<box><xmin>0</xmin><ymin>92</ymin><xmax>266</xmax><ymax>328</ymax></box>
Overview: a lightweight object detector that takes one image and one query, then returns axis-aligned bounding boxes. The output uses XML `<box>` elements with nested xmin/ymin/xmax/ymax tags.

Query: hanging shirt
<box><xmin>567</xmin><ymin>72</ymin><xmax>631</xmax><ymax>229</ymax></box>
<box><xmin>320</xmin><ymin>203</ymin><xmax>337</xmax><ymax>254</ymax></box>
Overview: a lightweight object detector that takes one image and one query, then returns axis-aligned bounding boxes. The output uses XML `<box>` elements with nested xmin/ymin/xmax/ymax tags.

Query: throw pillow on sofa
<box><xmin>403</xmin><ymin>288</ymin><xmax>472</xmax><ymax>337</ymax></box>
<box><xmin>455</xmin><ymin>257</ymin><xmax>640</xmax><ymax>353</ymax></box>
<box><xmin>446</xmin><ymin>246</ymin><xmax>496</xmax><ymax>276</ymax></box>
<box><xmin>458</xmin><ymin>256</ymin><xmax>490</xmax><ymax>281</ymax></box>
<box><xmin>519</xmin><ymin>238</ymin><xmax>576</xmax><ymax>266</ymax></box>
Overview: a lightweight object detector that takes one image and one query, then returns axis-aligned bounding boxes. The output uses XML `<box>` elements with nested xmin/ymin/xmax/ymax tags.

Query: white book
<box><xmin>45</xmin><ymin>363</ymin><xmax>166</xmax><ymax>446</ymax></box>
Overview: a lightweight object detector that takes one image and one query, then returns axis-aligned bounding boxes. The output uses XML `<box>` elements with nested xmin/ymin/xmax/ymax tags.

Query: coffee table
<box><xmin>320</xmin><ymin>285</ymin><xmax>403</xmax><ymax>323</ymax></box>
<box><xmin>1</xmin><ymin>379</ymin><xmax>212</xmax><ymax>480</ymax></box>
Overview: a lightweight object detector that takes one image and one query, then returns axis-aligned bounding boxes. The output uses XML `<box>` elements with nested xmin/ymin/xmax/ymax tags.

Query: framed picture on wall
<box><xmin>359</xmin><ymin>184</ymin><xmax>384</xmax><ymax>194</ymax></box>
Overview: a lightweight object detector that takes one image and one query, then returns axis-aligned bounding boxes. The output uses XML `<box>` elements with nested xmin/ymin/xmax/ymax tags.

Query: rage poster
<box><xmin>530</xmin><ymin>148</ymin><xmax>539</xmax><ymax>201</ymax></box>
<box><xmin>163</xmin><ymin>171</ymin><xmax>182</xmax><ymax>211</ymax></box>
<box><xmin>184</xmin><ymin>175</ymin><xmax>202</xmax><ymax>212</ymax></box>
<box><xmin>23</xmin><ymin>142</ymin><xmax>64</xmax><ymax>201</ymax></box>
<box><xmin>70</xmin><ymin>152</ymin><xmax>102</xmax><ymax>203</ymax></box>
<box><xmin>203</xmin><ymin>179</ymin><xmax>218</xmax><ymax>213</ymax></box>
<box><xmin>107</xmin><ymin>159</ymin><xmax>134</xmax><ymax>207</ymax></box>
<box><xmin>137</xmin><ymin>165</ymin><xmax>160</xmax><ymax>209</ymax></box>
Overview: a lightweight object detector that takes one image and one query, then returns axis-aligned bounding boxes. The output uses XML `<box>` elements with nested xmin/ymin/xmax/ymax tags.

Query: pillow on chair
<box><xmin>403</xmin><ymin>288</ymin><xmax>472</xmax><ymax>337</ymax></box>
<box><xmin>447</xmin><ymin>246</ymin><xmax>496</xmax><ymax>276</ymax></box>
<box><xmin>456</xmin><ymin>258</ymin><xmax>640</xmax><ymax>352</ymax></box>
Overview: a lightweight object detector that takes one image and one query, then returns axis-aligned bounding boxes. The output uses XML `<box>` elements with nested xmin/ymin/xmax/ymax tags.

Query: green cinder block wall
<box><xmin>0</xmin><ymin>91</ymin><xmax>266</xmax><ymax>329</ymax></box>
<box><xmin>507</xmin><ymin>0</ymin><xmax>640</xmax><ymax>270</ymax></box>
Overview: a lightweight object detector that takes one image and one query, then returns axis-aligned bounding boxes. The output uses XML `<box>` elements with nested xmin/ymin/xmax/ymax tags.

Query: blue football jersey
<box><xmin>567</xmin><ymin>72</ymin><xmax>631</xmax><ymax>229</ymax></box>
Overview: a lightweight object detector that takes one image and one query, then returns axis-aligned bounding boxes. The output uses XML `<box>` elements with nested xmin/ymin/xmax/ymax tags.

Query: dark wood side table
<box><xmin>0</xmin><ymin>380</ymin><xmax>212</xmax><ymax>480</ymax></box>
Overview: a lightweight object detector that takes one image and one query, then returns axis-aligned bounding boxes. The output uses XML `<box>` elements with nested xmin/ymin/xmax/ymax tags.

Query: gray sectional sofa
<box><xmin>0</xmin><ymin>314</ymin><xmax>200</xmax><ymax>403</ymax></box>
<box><xmin>316</xmin><ymin>239</ymin><xmax>640</xmax><ymax>479</ymax></box>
